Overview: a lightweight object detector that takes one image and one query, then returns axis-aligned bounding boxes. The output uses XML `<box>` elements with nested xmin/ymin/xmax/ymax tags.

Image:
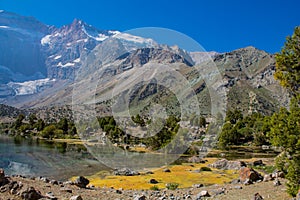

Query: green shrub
<box><xmin>150</xmin><ymin>185</ymin><xmax>160</xmax><ymax>191</ymax></box>
<box><xmin>166</xmin><ymin>182</ymin><xmax>179</xmax><ymax>190</ymax></box>
<box><xmin>199</xmin><ymin>167</ymin><xmax>212</xmax><ymax>172</ymax></box>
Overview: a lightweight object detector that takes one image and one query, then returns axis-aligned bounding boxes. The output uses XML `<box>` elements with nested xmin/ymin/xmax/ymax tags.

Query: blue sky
<box><xmin>0</xmin><ymin>0</ymin><xmax>299</xmax><ymax>53</ymax></box>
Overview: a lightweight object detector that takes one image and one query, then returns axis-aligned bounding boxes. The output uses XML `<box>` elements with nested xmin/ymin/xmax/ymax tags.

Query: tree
<box><xmin>41</xmin><ymin>125</ymin><xmax>56</xmax><ymax>139</ymax></box>
<box><xmin>270</xmin><ymin>26</ymin><xmax>300</xmax><ymax>197</ymax></box>
<box><xmin>14</xmin><ymin>114</ymin><xmax>25</xmax><ymax>129</ymax></box>
<box><xmin>274</xmin><ymin>26</ymin><xmax>300</xmax><ymax>96</ymax></box>
<box><xmin>28</xmin><ymin>114</ymin><xmax>37</xmax><ymax>126</ymax></box>
<box><xmin>58</xmin><ymin>118</ymin><xmax>68</xmax><ymax>134</ymax></box>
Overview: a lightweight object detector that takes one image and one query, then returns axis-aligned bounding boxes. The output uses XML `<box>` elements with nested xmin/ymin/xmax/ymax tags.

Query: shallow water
<box><xmin>0</xmin><ymin>135</ymin><xmax>108</xmax><ymax>180</ymax></box>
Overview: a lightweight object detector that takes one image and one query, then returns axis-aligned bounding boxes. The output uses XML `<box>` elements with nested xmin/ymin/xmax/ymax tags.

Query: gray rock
<box><xmin>74</xmin><ymin>176</ymin><xmax>89</xmax><ymax>188</ymax></box>
<box><xmin>209</xmin><ymin>159</ymin><xmax>246</xmax><ymax>170</ymax></box>
<box><xmin>196</xmin><ymin>190</ymin><xmax>210</xmax><ymax>199</ymax></box>
<box><xmin>45</xmin><ymin>192</ymin><xmax>57</xmax><ymax>200</ymax></box>
<box><xmin>70</xmin><ymin>195</ymin><xmax>83</xmax><ymax>200</ymax></box>
<box><xmin>233</xmin><ymin>186</ymin><xmax>243</xmax><ymax>189</ymax></box>
<box><xmin>212</xmin><ymin>188</ymin><xmax>225</xmax><ymax>196</ymax></box>
<box><xmin>113</xmin><ymin>168</ymin><xmax>140</xmax><ymax>176</ymax></box>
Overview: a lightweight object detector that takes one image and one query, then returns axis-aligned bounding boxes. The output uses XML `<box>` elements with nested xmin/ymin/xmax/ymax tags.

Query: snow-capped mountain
<box><xmin>0</xmin><ymin>11</ymin><xmax>50</xmax><ymax>81</ymax></box>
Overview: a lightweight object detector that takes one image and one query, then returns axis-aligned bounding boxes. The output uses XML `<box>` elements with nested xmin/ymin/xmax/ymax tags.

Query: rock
<box><xmin>70</xmin><ymin>195</ymin><xmax>83</xmax><ymax>200</ymax></box>
<box><xmin>243</xmin><ymin>178</ymin><xmax>253</xmax><ymax>185</ymax></box>
<box><xmin>74</xmin><ymin>176</ymin><xmax>89</xmax><ymax>188</ymax></box>
<box><xmin>209</xmin><ymin>159</ymin><xmax>246</xmax><ymax>170</ymax></box>
<box><xmin>116</xmin><ymin>189</ymin><xmax>122</xmax><ymax>194</ymax></box>
<box><xmin>20</xmin><ymin>187</ymin><xmax>43</xmax><ymax>200</ymax></box>
<box><xmin>49</xmin><ymin>180</ymin><xmax>58</xmax><ymax>185</ymax></box>
<box><xmin>253</xmin><ymin>160</ymin><xmax>264</xmax><ymax>166</ymax></box>
<box><xmin>145</xmin><ymin>171</ymin><xmax>154</xmax><ymax>175</ymax></box>
<box><xmin>192</xmin><ymin>184</ymin><xmax>204</xmax><ymax>188</ymax></box>
<box><xmin>0</xmin><ymin>169</ymin><xmax>9</xmax><ymax>186</ymax></box>
<box><xmin>239</xmin><ymin>167</ymin><xmax>263</xmax><ymax>183</ymax></box>
<box><xmin>149</xmin><ymin>179</ymin><xmax>159</xmax><ymax>184</ymax></box>
<box><xmin>196</xmin><ymin>190</ymin><xmax>210</xmax><ymax>199</ymax></box>
<box><xmin>60</xmin><ymin>188</ymin><xmax>72</xmax><ymax>193</ymax></box>
<box><xmin>40</xmin><ymin>177</ymin><xmax>49</xmax><ymax>183</ymax></box>
<box><xmin>113</xmin><ymin>168</ymin><xmax>140</xmax><ymax>176</ymax></box>
<box><xmin>0</xmin><ymin>186</ymin><xmax>7</xmax><ymax>193</ymax></box>
<box><xmin>253</xmin><ymin>192</ymin><xmax>264</xmax><ymax>200</ymax></box>
<box><xmin>134</xmin><ymin>195</ymin><xmax>146</xmax><ymax>200</ymax></box>
<box><xmin>230</xmin><ymin>179</ymin><xmax>240</xmax><ymax>184</ymax></box>
<box><xmin>233</xmin><ymin>186</ymin><xmax>243</xmax><ymax>190</ymax></box>
<box><xmin>187</xmin><ymin>156</ymin><xmax>206</xmax><ymax>163</ymax></box>
<box><xmin>273</xmin><ymin>178</ymin><xmax>281</xmax><ymax>186</ymax></box>
<box><xmin>212</xmin><ymin>188</ymin><xmax>225</xmax><ymax>196</ymax></box>
<box><xmin>272</xmin><ymin>170</ymin><xmax>285</xmax><ymax>178</ymax></box>
<box><xmin>263</xmin><ymin>174</ymin><xmax>274</xmax><ymax>182</ymax></box>
<box><xmin>45</xmin><ymin>192</ymin><xmax>57</xmax><ymax>200</ymax></box>
<box><xmin>163</xmin><ymin>168</ymin><xmax>171</xmax><ymax>173</ymax></box>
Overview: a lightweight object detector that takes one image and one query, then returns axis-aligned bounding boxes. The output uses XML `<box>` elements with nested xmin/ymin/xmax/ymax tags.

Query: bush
<box><xmin>199</xmin><ymin>167</ymin><xmax>212</xmax><ymax>172</ymax></box>
<box><xmin>166</xmin><ymin>182</ymin><xmax>179</xmax><ymax>190</ymax></box>
<box><xmin>150</xmin><ymin>185</ymin><xmax>160</xmax><ymax>191</ymax></box>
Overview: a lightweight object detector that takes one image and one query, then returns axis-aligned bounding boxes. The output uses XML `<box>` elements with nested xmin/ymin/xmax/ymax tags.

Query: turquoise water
<box><xmin>0</xmin><ymin>135</ymin><xmax>107</xmax><ymax>180</ymax></box>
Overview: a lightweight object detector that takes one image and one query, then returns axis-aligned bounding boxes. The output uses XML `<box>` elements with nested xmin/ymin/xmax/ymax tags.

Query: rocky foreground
<box><xmin>0</xmin><ymin>163</ymin><xmax>293</xmax><ymax>200</ymax></box>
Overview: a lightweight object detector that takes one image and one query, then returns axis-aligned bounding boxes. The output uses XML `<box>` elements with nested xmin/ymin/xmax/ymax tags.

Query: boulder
<box><xmin>149</xmin><ymin>179</ymin><xmax>159</xmax><ymax>184</ymax></box>
<box><xmin>196</xmin><ymin>190</ymin><xmax>210</xmax><ymax>199</ymax></box>
<box><xmin>209</xmin><ymin>159</ymin><xmax>246</xmax><ymax>170</ymax></box>
<box><xmin>20</xmin><ymin>187</ymin><xmax>43</xmax><ymax>200</ymax></box>
<box><xmin>163</xmin><ymin>168</ymin><xmax>171</xmax><ymax>173</ymax></box>
<box><xmin>187</xmin><ymin>156</ymin><xmax>206</xmax><ymax>163</ymax></box>
<box><xmin>239</xmin><ymin>167</ymin><xmax>263</xmax><ymax>183</ymax></box>
<box><xmin>74</xmin><ymin>176</ymin><xmax>89</xmax><ymax>188</ymax></box>
<box><xmin>113</xmin><ymin>168</ymin><xmax>140</xmax><ymax>176</ymax></box>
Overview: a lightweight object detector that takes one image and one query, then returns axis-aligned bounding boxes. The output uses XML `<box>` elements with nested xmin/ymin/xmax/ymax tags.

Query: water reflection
<box><xmin>0</xmin><ymin>135</ymin><xmax>107</xmax><ymax>180</ymax></box>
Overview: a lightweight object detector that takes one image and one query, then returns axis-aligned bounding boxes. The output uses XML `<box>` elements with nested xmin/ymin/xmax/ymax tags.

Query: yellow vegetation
<box><xmin>86</xmin><ymin>158</ymin><xmax>239</xmax><ymax>190</ymax></box>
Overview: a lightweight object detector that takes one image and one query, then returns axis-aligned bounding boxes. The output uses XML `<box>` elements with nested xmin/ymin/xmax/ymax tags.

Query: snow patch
<box><xmin>73</xmin><ymin>58</ymin><xmax>81</xmax><ymax>63</ymax></box>
<box><xmin>54</xmin><ymin>55</ymin><xmax>62</xmax><ymax>60</ymax></box>
<box><xmin>41</xmin><ymin>35</ymin><xmax>51</xmax><ymax>46</ymax></box>
<box><xmin>112</xmin><ymin>33</ymin><xmax>156</xmax><ymax>45</ymax></box>
<box><xmin>109</xmin><ymin>30</ymin><xmax>121</xmax><ymax>35</ymax></box>
<box><xmin>8</xmin><ymin>78</ymin><xmax>56</xmax><ymax>96</ymax></box>
<box><xmin>57</xmin><ymin>62</ymin><xmax>75</xmax><ymax>67</ymax></box>
<box><xmin>81</xmin><ymin>26</ymin><xmax>108</xmax><ymax>42</ymax></box>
